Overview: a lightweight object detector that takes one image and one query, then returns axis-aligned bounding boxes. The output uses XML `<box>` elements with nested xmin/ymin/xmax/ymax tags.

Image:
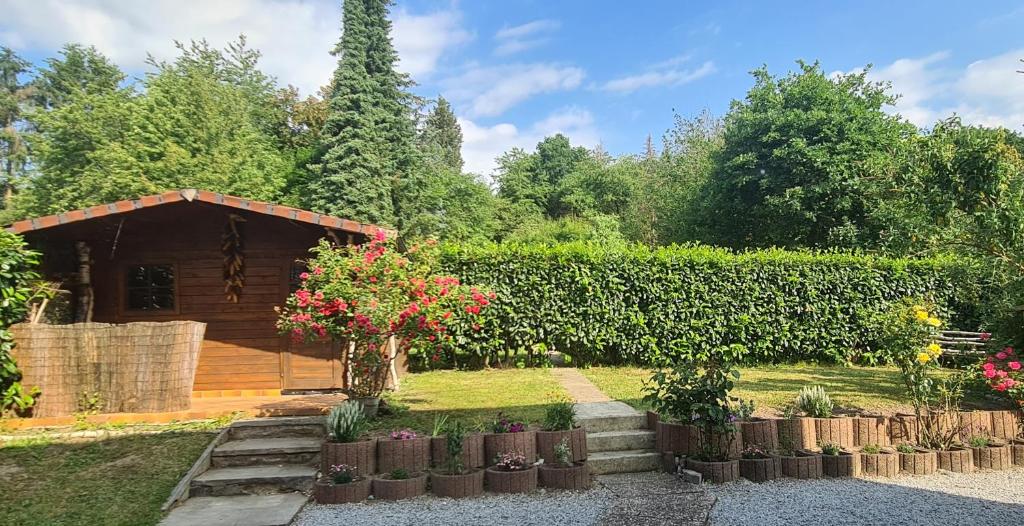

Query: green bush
<box><xmin>1</xmin><ymin>231</ymin><xmax>44</xmax><ymax>414</ymax></box>
<box><xmin>439</xmin><ymin>242</ymin><xmax>992</xmax><ymax>366</ymax></box>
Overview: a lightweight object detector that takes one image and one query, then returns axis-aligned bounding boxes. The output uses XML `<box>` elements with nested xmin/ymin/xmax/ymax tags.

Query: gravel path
<box><xmin>708</xmin><ymin>469</ymin><xmax>1024</xmax><ymax>526</ymax></box>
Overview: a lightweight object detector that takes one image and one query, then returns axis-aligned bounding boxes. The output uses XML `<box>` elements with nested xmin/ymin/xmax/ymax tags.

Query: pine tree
<box><xmin>0</xmin><ymin>48</ymin><xmax>33</xmax><ymax>208</ymax></box>
<box><xmin>420</xmin><ymin>96</ymin><xmax>463</xmax><ymax>172</ymax></box>
<box><xmin>33</xmin><ymin>44</ymin><xmax>124</xmax><ymax>109</ymax></box>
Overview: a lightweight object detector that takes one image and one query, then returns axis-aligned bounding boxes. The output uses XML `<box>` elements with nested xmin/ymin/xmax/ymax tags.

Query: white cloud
<box><xmin>601</xmin><ymin>60</ymin><xmax>716</xmax><ymax>94</ymax></box>
<box><xmin>460</xmin><ymin>107</ymin><xmax>600</xmax><ymax>177</ymax></box>
<box><xmin>0</xmin><ymin>0</ymin><xmax>469</xmax><ymax>95</ymax></box>
<box><xmin>443</xmin><ymin>63</ymin><xmax>585</xmax><ymax>117</ymax></box>
<box><xmin>493</xmin><ymin>19</ymin><xmax>560</xmax><ymax>56</ymax></box>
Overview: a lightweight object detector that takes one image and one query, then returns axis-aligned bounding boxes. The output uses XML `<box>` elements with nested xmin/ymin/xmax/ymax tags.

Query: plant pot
<box><xmin>959</xmin><ymin>411</ymin><xmax>992</xmax><ymax>441</ymax></box>
<box><xmin>538</xmin><ymin>462</ymin><xmax>590</xmax><ymax>490</ymax></box>
<box><xmin>430</xmin><ymin>469</ymin><xmax>484</xmax><ymax>499</ymax></box>
<box><xmin>935</xmin><ymin>447</ymin><xmax>974</xmax><ymax>473</ymax></box>
<box><xmin>971</xmin><ymin>443</ymin><xmax>1012</xmax><ymax>471</ymax></box>
<box><xmin>738</xmin><ymin>419</ymin><xmax>778</xmax><ymax>450</ymax></box>
<box><xmin>692</xmin><ymin>428</ymin><xmax>742</xmax><ymax>460</ymax></box>
<box><xmin>820</xmin><ymin>450</ymin><xmax>860</xmax><ymax>478</ymax></box>
<box><xmin>321</xmin><ymin>439</ymin><xmax>377</xmax><ymax>476</ymax></box>
<box><xmin>776</xmin><ymin>418</ymin><xmax>816</xmax><ymax>450</ymax></box>
<box><xmin>485</xmin><ymin>466</ymin><xmax>538</xmax><ymax>493</ymax></box>
<box><xmin>483</xmin><ymin>431</ymin><xmax>537</xmax><ymax>465</ymax></box>
<box><xmin>371</xmin><ymin>472</ymin><xmax>428</xmax><ymax>500</ymax></box>
<box><xmin>779</xmin><ymin>450</ymin><xmax>822</xmax><ymax>479</ymax></box>
<box><xmin>888</xmin><ymin>414</ymin><xmax>918</xmax><ymax>445</ymax></box>
<box><xmin>349</xmin><ymin>396</ymin><xmax>380</xmax><ymax>418</ymax></box>
<box><xmin>646</xmin><ymin>410</ymin><xmax>660</xmax><ymax>430</ymax></box>
<box><xmin>430</xmin><ymin>433</ymin><xmax>485</xmax><ymax>470</ymax></box>
<box><xmin>813</xmin><ymin>417</ymin><xmax>854</xmax><ymax>448</ymax></box>
<box><xmin>536</xmin><ymin>427</ymin><xmax>587</xmax><ymax>463</ymax></box>
<box><xmin>852</xmin><ymin>416</ymin><xmax>890</xmax><ymax>447</ymax></box>
<box><xmin>989</xmin><ymin>410</ymin><xmax>1022</xmax><ymax>440</ymax></box>
<box><xmin>859</xmin><ymin>449</ymin><xmax>898</xmax><ymax>477</ymax></box>
<box><xmin>377</xmin><ymin>436</ymin><xmax>431</xmax><ymax>473</ymax></box>
<box><xmin>738</xmin><ymin>456</ymin><xmax>783</xmax><ymax>482</ymax></box>
<box><xmin>314</xmin><ymin>478</ymin><xmax>371</xmax><ymax>504</ymax></box>
<box><xmin>655</xmin><ymin>421</ymin><xmax>694</xmax><ymax>454</ymax></box>
<box><xmin>899</xmin><ymin>448</ymin><xmax>937</xmax><ymax>476</ymax></box>
<box><xmin>685</xmin><ymin>458</ymin><xmax>740</xmax><ymax>483</ymax></box>
<box><xmin>1012</xmin><ymin>439</ymin><xmax>1024</xmax><ymax>467</ymax></box>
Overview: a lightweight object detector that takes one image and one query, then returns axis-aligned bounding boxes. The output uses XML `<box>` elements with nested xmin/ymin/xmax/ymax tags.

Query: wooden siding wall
<box><xmin>27</xmin><ymin>202</ymin><xmax>343</xmax><ymax>391</ymax></box>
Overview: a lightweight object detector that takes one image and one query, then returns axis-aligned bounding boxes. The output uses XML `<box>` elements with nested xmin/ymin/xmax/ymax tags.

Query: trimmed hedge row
<box><xmin>438</xmin><ymin>243</ymin><xmax>993</xmax><ymax>365</ymax></box>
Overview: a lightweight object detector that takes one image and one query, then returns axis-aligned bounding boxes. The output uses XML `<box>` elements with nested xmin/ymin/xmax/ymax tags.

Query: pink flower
<box><xmin>1006</xmin><ymin>378</ymin><xmax>1018</xmax><ymax>388</ymax></box>
<box><xmin>997</xmin><ymin>352</ymin><xmax>1008</xmax><ymax>360</ymax></box>
<box><xmin>313</xmin><ymin>267</ymin><xmax>324</xmax><ymax>275</ymax></box>
<box><xmin>299</xmin><ymin>272</ymin><xmax>310</xmax><ymax>280</ymax></box>
<box><xmin>995</xmin><ymin>382</ymin><xmax>1008</xmax><ymax>392</ymax></box>
<box><xmin>1010</xmin><ymin>361</ymin><xmax>1022</xmax><ymax>371</ymax></box>
<box><xmin>374</xmin><ymin>230</ymin><xmax>387</xmax><ymax>242</ymax></box>
<box><xmin>983</xmin><ymin>362</ymin><xmax>996</xmax><ymax>371</ymax></box>
<box><xmin>997</xmin><ymin>370</ymin><xmax>1008</xmax><ymax>378</ymax></box>
<box><xmin>980</xmin><ymin>332</ymin><xmax>992</xmax><ymax>341</ymax></box>
<box><xmin>984</xmin><ymin>369</ymin><xmax>998</xmax><ymax>378</ymax></box>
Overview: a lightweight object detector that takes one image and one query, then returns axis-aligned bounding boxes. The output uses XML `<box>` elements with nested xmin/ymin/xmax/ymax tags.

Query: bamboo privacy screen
<box><xmin>10</xmin><ymin>321</ymin><xmax>206</xmax><ymax>417</ymax></box>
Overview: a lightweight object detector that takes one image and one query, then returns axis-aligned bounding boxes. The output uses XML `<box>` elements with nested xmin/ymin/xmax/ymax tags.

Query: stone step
<box><xmin>190</xmin><ymin>464</ymin><xmax>316</xmax><ymax>497</ymax></box>
<box><xmin>161</xmin><ymin>493</ymin><xmax>309</xmax><ymax>526</ymax></box>
<box><xmin>229</xmin><ymin>416</ymin><xmax>325</xmax><ymax>441</ymax></box>
<box><xmin>211</xmin><ymin>437</ymin><xmax>321</xmax><ymax>468</ymax></box>
<box><xmin>587</xmin><ymin>430</ymin><xmax>656</xmax><ymax>453</ymax></box>
<box><xmin>587</xmin><ymin>449</ymin><xmax>661</xmax><ymax>475</ymax></box>
<box><xmin>576</xmin><ymin>401</ymin><xmax>646</xmax><ymax>433</ymax></box>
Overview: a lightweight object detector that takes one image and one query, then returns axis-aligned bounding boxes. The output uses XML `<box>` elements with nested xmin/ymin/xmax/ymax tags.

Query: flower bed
<box><xmin>372</xmin><ymin>472</ymin><xmax>428</xmax><ymax>500</ymax></box>
<box><xmin>537</xmin><ymin>428</ymin><xmax>587</xmax><ymax>464</ymax></box>
<box><xmin>538</xmin><ymin>462</ymin><xmax>590</xmax><ymax>490</ymax></box>
<box><xmin>322</xmin><ymin>439</ymin><xmax>376</xmax><ymax>476</ymax></box>
<box><xmin>738</xmin><ymin>419</ymin><xmax>778</xmax><ymax>450</ymax></box>
<box><xmin>430</xmin><ymin>469</ymin><xmax>484</xmax><ymax>499</ymax></box>
<box><xmin>655</xmin><ymin>421</ymin><xmax>693</xmax><ymax>455</ymax></box>
<box><xmin>859</xmin><ymin>449</ymin><xmax>898</xmax><ymax>477</ymax></box>
<box><xmin>888</xmin><ymin>414</ymin><xmax>918</xmax><ymax>445</ymax></box>
<box><xmin>430</xmin><ymin>433</ymin><xmax>485</xmax><ymax>470</ymax></box>
<box><xmin>989</xmin><ymin>410</ymin><xmax>1021</xmax><ymax>440</ymax></box>
<box><xmin>377</xmin><ymin>432</ymin><xmax>431</xmax><ymax>473</ymax></box>
<box><xmin>686</xmin><ymin>458</ymin><xmax>740</xmax><ymax>483</ymax></box>
<box><xmin>779</xmin><ymin>451</ymin><xmax>823</xmax><ymax>479</ymax></box>
<box><xmin>852</xmin><ymin>416</ymin><xmax>890</xmax><ymax>447</ymax></box>
<box><xmin>971</xmin><ymin>443</ymin><xmax>1012</xmax><ymax>470</ymax></box>
<box><xmin>314</xmin><ymin>478</ymin><xmax>371</xmax><ymax>504</ymax></box>
<box><xmin>958</xmin><ymin>411</ymin><xmax>992</xmax><ymax>441</ymax></box>
<box><xmin>484</xmin><ymin>431</ymin><xmax>537</xmax><ymax>465</ymax></box>
<box><xmin>485</xmin><ymin>466</ymin><xmax>538</xmax><ymax>493</ymax></box>
<box><xmin>820</xmin><ymin>450</ymin><xmax>860</xmax><ymax>478</ymax></box>
<box><xmin>813</xmin><ymin>417</ymin><xmax>854</xmax><ymax>448</ymax></box>
<box><xmin>898</xmin><ymin>447</ymin><xmax>937</xmax><ymax>476</ymax></box>
<box><xmin>776</xmin><ymin>418</ymin><xmax>816</xmax><ymax>450</ymax></box>
<box><xmin>738</xmin><ymin>456</ymin><xmax>783</xmax><ymax>483</ymax></box>
<box><xmin>935</xmin><ymin>447</ymin><xmax>974</xmax><ymax>473</ymax></box>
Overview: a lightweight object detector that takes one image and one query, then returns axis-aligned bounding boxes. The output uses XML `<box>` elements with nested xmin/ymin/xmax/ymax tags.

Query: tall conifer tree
<box><xmin>421</xmin><ymin>96</ymin><xmax>463</xmax><ymax>172</ymax></box>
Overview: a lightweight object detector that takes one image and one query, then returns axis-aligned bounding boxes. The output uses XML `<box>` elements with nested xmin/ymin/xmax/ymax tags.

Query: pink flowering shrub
<box><xmin>981</xmin><ymin>346</ymin><xmax>1023</xmax><ymax>409</ymax></box>
<box><xmin>277</xmin><ymin>233</ymin><xmax>493</xmax><ymax>398</ymax></box>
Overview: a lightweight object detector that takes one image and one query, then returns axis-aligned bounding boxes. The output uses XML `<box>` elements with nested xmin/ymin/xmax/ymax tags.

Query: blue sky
<box><xmin>2</xmin><ymin>1</ymin><xmax>1023</xmax><ymax>176</ymax></box>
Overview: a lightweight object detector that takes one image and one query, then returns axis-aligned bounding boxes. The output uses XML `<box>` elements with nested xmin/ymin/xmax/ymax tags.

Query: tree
<box><xmin>702</xmin><ymin>62</ymin><xmax>915</xmax><ymax>249</ymax></box>
<box><xmin>0</xmin><ymin>48</ymin><xmax>33</xmax><ymax>209</ymax></box>
<box><xmin>33</xmin><ymin>44</ymin><xmax>123</xmax><ymax>109</ymax></box>
<box><xmin>419</xmin><ymin>96</ymin><xmax>463</xmax><ymax>172</ymax></box>
<box><xmin>495</xmin><ymin>134</ymin><xmax>588</xmax><ymax>218</ymax></box>
<box><xmin>402</xmin><ymin>168</ymin><xmax>499</xmax><ymax>243</ymax></box>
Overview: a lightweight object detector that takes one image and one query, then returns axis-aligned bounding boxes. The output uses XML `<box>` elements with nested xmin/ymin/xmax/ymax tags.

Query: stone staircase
<box><xmin>578</xmin><ymin>401</ymin><xmax>660</xmax><ymax>474</ymax></box>
<box><xmin>161</xmin><ymin>416</ymin><xmax>324</xmax><ymax>526</ymax></box>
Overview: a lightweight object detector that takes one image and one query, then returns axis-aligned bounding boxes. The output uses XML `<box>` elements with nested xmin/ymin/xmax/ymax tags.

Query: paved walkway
<box><xmin>598</xmin><ymin>472</ymin><xmax>713</xmax><ymax>526</ymax></box>
<box><xmin>552</xmin><ymin>368</ymin><xmax>612</xmax><ymax>403</ymax></box>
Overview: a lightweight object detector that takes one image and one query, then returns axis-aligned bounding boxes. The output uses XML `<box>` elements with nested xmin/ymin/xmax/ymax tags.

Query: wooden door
<box><xmin>280</xmin><ymin>258</ymin><xmax>344</xmax><ymax>391</ymax></box>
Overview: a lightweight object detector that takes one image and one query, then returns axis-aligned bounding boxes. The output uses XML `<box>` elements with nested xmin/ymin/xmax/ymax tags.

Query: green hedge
<box><xmin>438</xmin><ymin>243</ymin><xmax>993</xmax><ymax>366</ymax></box>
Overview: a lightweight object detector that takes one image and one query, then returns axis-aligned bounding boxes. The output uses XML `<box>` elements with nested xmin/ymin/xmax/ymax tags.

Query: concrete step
<box><xmin>229</xmin><ymin>416</ymin><xmax>325</xmax><ymax>441</ymax></box>
<box><xmin>190</xmin><ymin>464</ymin><xmax>316</xmax><ymax>497</ymax></box>
<box><xmin>588</xmin><ymin>430</ymin><xmax>656</xmax><ymax>453</ymax></box>
<box><xmin>211</xmin><ymin>437</ymin><xmax>321</xmax><ymax>468</ymax></box>
<box><xmin>161</xmin><ymin>493</ymin><xmax>308</xmax><ymax>526</ymax></box>
<box><xmin>587</xmin><ymin>449</ymin><xmax>661</xmax><ymax>475</ymax></box>
<box><xmin>576</xmin><ymin>401</ymin><xmax>646</xmax><ymax>433</ymax></box>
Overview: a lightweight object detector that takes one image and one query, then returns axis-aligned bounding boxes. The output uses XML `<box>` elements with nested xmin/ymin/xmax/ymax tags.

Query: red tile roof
<box><xmin>5</xmin><ymin>189</ymin><xmax>393</xmax><ymax>237</ymax></box>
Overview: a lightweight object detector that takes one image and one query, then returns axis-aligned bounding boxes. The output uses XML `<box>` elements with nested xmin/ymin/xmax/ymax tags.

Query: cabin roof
<box><xmin>4</xmin><ymin>189</ymin><xmax>392</xmax><ymax>237</ymax></box>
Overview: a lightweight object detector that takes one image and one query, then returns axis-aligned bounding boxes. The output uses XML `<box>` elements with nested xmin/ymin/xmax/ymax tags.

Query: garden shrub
<box><xmin>439</xmin><ymin>242</ymin><xmax>993</xmax><ymax>366</ymax></box>
<box><xmin>1</xmin><ymin>230</ymin><xmax>44</xmax><ymax>414</ymax></box>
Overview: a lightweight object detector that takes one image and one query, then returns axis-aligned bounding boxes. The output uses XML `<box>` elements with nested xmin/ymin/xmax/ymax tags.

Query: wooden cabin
<box><xmin>5</xmin><ymin>189</ymin><xmax>389</xmax><ymax>394</ymax></box>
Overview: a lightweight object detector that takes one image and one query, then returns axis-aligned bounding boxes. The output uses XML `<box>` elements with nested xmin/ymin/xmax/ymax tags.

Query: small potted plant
<box><xmin>430</xmin><ymin>420</ymin><xmax>485</xmax><ymax>498</ymax></box>
<box><xmin>372</xmin><ymin>467</ymin><xmax>428</xmax><ymax>500</ymax></box>
<box><xmin>539</xmin><ymin>437</ymin><xmax>590</xmax><ymax>490</ymax></box>
<box><xmin>738</xmin><ymin>444</ymin><xmax>782</xmax><ymax>482</ymax></box>
<box><xmin>735</xmin><ymin>399</ymin><xmax>778</xmax><ymax>450</ymax></box>
<box><xmin>536</xmin><ymin>395</ymin><xmax>587</xmax><ymax>464</ymax></box>
<box><xmin>377</xmin><ymin>428</ymin><xmax>431</xmax><ymax>473</ymax></box>
<box><xmin>775</xmin><ymin>405</ymin><xmax>817</xmax><ymax>450</ymax></box>
<box><xmin>776</xmin><ymin>434</ymin><xmax>822</xmax><ymax>479</ymax></box>
<box><xmin>796</xmin><ymin>386</ymin><xmax>853</xmax><ymax>448</ymax></box>
<box><xmin>819</xmin><ymin>442</ymin><xmax>860</xmax><ymax>478</ymax></box>
<box><xmin>896</xmin><ymin>442</ymin><xmax>937</xmax><ymax>475</ymax></box>
<box><xmin>968</xmin><ymin>432</ymin><xmax>1012</xmax><ymax>471</ymax></box>
<box><xmin>485</xmin><ymin>451</ymin><xmax>538</xmax><ymax>493</ymax></box>
<box><xmin>430</xmin><ymin>414</ymin><xmax>485</xmax><ymax>470</ymax></box>
<box><xmin>321</xmin><ymin>401</ymin><xmax>376</xmax><ymax>475</ymax></box>
<box><xmin>484</xmin><ymin>413</ymin><xmax>536</xmax><ymax>465</ymax></box>
<box><xmin>314</xmin><ymin>464</ymin><xmax>371</xmax><ymax>504</ymax></box>
<box><xmin>858</xmin><ymin>444</ymin><xmax>898</xmax><ymax>477</ymax></box>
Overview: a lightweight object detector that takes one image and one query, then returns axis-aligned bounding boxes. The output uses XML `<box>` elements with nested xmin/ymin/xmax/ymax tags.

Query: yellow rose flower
<box><xmin>916</xmin><ymin>352</ymin><xmax>932</xmax><ymax>364</ymax></box>
<box><xmin>926</xmin><ymin>317</ymin><xmax>941</xmax><ymax>327</ymax></box>
<box><xmin>914</xmin><ymin>310</ymin><xmax>929</xmax><ymax>321</ymax></box>
<box><xmin>927</xmin><ymin>343</ymin><xmax>941</xmax><ymax>355</ymax></box>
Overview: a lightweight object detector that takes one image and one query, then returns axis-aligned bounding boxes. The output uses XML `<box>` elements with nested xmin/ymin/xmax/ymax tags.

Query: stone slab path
<box><xmin>551</xmin><ymin>368</ymin><xmax>611</xmax><ymax>403</ymax></box>
<box><xmin>598</xmin><ymin>472</ymin><xmax>714</xmax><ymax>526</ymax></box>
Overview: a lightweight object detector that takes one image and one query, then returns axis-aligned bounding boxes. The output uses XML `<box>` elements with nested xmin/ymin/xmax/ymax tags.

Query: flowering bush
<box><xmin>277</xmin><ymin>233</ymin><xmax>493</xmax><ymax>398</ymax></box>
<box><xmin>980</xmin><ymin>346</ymin><xmax>1023</xmax><ymax>408</ymax></box>
<box><xmin>389</xmin><ymin>429</ymin><xmax>418</xmax><ymax>440</ymax></box>
<box><xmin>491</xmin><ymin>412</ymin><xmax>526</xmax><ymax>434</ymax></box>
<box><xmin>327</xmin><ymin>464</ymin><xmax>358</xmax><ymax>484</ymax></box>
<box><xmin>494</xmin><ymin>451</ymin><xmax>529</xmax><ymax>471</ymax></box>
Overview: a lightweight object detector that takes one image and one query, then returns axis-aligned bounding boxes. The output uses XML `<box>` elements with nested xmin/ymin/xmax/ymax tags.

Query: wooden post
<box><xmin>345</xmin><ymin>340</ymin><xmax>356</xmax><ymax>390</ymax></box>
<box><xmin>74</xmin><ymin>241</ymin><xmax>94</xmax><ymax>323</ymax></box>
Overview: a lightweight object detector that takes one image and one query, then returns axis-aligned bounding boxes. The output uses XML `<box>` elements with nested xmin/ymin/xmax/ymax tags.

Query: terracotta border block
<box><xmin>430</xmin><ymin>434</ymin><xmax>485</xmax><ymax>470</ymax></box>
<box><xmin>821</xmin><ymin>451</ymin><xmax>860</xmax><ymax>478</ymax></box>
<box><xmin>685</xmin><ymin>458</ymin><xmax>740</xmax><ymax>483</ymax></box>
<box><xmin>430</xmin><ymin>469</ymin><xmax>485</xmax><ymax>499</ymax></box>
<box><xmin>322</xmin><ymin>439</ymin><xmax>376</xmax><ymax>476</ymax></box>
<box><xmin>377</xmin><ymin>436</ymin><xmax>431</xmax><ymax>473</ymax></box>
<box><xmin>483</xmin><ymin>431</ymin><xmax>537</xmax><ymax>465</ymax></box>
<box><xmin>656</xmin><ymin>421</ymin><xmax>693</xmax><ymax>455</ymax></box>
<box><xmin>485</xmin><ymin>466</ymin><xmax>538</xmax><ymax>493</ymax></box>
<box><xmin>536</xmin><ymin>427</ymin><xmax>587</xmax><ymax>463</ymax></box>
<box><xmin>813</xmin><ymin>417</ymin><xmax>854</xmax><ymax>448</ymax></box>
<box><xmin>371</xmin><ymin>473</ymin><xmax>428</xmax><ymax>500</ymax></box>
<box><xmin>972</xmin><ymin>444</ymin><xmax>1012</xmax><ymax>471</ymax></box>
<box><xmin>646</xmin><ymin>410</ymin><xmax>660</xmax><ymax>431</ymax></box>
<box><xmin>739</xmin><ymin>419</ymin><xmax>778</xmax><ymax>450</ymax></box>
<box><xmin>936</xmin><ymin>447</ymin><xmax>974</xmax><ymax>473</ymax></box>
<box><xmin>739</xmin><ymin>456</ymin><xmax>783</xmax><ymax>482</ymax></box>
<box><xmin>314</xmin><ymin>478</ymin><xmax>371</xmax><ymax>504</ymax></box>
<box><xmin>780</xmin><ymin>451</ymin><xmax>823</xmax><ymax>479</ymax></box>
<box><xmin>899</xmin><ymin>448</ymin><xmax>937</xmax><ymax>476</ymax></box>
<box><xmin>692</xmin><ymin>428</ymin><xmax>742</xmax><ymax>460</ymax></box>
<box><xmin>888</xmin><ymin>414</ymin><xmax>918</xmax><ymax>445</ymax></box>
<box><xmin>989</xmin><ymin>410</ymin><xmax>1022</xmax><ymax>440</ymax></box>
<box><xmin>538</xmin><ymin>462</ymin><xmax>591</xmax><ymax>490</ymax></box>
<box><xmin>959</xmin><ymin>411</ymin><xmax>992</xmax><ymax>441</ymax></box>
<box><xmin>852</xmin><ymin>416</ymin><xmax>890</xmax><ymax>447</ymax></box>
<box><xmin>859</xmin><ymin>449</ymin><xmax>899</xmax><ymax>477</ymax></box>
<box><xmin>776</xmin><ymin>418</ymin><xmax>816</xmax><ymax>450</ymax></box>
<box><xmin>1013</xmin><ymin>439</ymin><xmax>1024</xmax><ymax>467</ymax></box>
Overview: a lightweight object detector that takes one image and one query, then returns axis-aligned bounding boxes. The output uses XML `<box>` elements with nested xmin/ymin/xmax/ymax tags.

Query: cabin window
<box><xmin>125</xmin><ymin>264</ymin><xmax>175</xmax><ymax>311</ymax></box>
<box><xmin>288</xmin><ymin>261</ymin><xmax>308</xmax><ymax>293</ymax></box>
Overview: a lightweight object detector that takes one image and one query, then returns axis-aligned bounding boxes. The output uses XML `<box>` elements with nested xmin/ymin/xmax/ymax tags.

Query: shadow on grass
<box><xmin>368</xmin><ymin>402</ymin><xmax>558</xmax><ymax>435</ymax></box>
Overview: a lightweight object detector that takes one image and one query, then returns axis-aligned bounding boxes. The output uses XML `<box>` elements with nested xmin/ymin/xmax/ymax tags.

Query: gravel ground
<box><xmin>708</xmin><ymin>468</ymin><xmax>1024</xmax><ymax>526</ymax></box>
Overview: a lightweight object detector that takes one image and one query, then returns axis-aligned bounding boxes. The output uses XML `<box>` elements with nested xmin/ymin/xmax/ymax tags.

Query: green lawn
<box><xmin>371</xmin><ymin>368</ymin><xmax>567</xmax><ymax>434</ymax></box>
<box><xmin>0</xmin><ymin>423</ymin><xmax>218</xmax><ymax>526</ymax></box>
<box><xmin>580</xmin><ymin>364</ymin><xmax>991</xmax><ymax>416</ymax></box>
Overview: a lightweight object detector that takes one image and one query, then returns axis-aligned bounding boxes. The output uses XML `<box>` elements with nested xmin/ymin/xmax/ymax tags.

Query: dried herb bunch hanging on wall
<box><xmin>222</xmin><ymin>214</ymin><xmax>246</xmax><ymax>303</ymax></box>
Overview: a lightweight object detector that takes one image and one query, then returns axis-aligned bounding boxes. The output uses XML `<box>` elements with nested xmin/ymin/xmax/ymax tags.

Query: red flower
<box><xmin>1009</xmin><ymin>361</ymin><xmax>1021</xmax><ymax>371</ymax></box>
